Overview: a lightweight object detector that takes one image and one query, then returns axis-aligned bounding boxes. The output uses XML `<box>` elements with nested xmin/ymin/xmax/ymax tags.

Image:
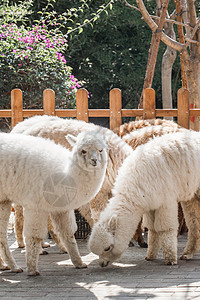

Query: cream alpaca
<box><xmin>11</xmin><ymin>115</ymin><xmax>132</xmax><ymax>246</ymax></box>
<box><xmin>88</xmin><ymin>130</ymin><xmax>200</xmax><ymax>267</ymax></box>
<box><xmin>0</xmin><ymin>131</ymin><xmax>107</xmax><ymax>275</ymax></box>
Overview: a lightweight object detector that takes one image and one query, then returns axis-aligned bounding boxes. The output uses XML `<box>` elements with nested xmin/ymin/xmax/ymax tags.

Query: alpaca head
<box><xmin>66</xmin><ymin>131</ymin><xmax>107</xmax><ymax>171</ymax></box>
<box><xmin>88</xmin><ymin>213</ymin><xmax>126</xmax><ymax>267</ymax></box>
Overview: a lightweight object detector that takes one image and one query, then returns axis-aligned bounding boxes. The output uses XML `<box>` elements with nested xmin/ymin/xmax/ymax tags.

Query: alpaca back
<box><xmin>121</xmin><ymin>124</ymin><xmax>185</xmax><ymax>150</ymax></box>
<box><xmin>117</xmin><ymin>119</ymin><xmax>181</xmax><ymax>139</ymax></box>
<box><xmin>113</xmin><ymin>131</ymin><xmax>200</xmax><ymax>211</ymax></box>
<box><xmin>0</xmin><ymin>132</ymin><xmax>70</xmax><ymax>209</ymax></box>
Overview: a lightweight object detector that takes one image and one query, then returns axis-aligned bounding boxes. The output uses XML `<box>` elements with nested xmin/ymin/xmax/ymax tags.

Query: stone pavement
<box><xmin>1</xmin><ymin>230</ymin><xmax>200</xmax><ymax>300</ymax></box>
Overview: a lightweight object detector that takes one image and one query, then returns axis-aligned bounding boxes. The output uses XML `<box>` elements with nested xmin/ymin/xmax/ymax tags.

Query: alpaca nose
<box><xmin>91</xmin><ymin>158</ymin><xmax>97</xmax><ymax>166</ymax></box>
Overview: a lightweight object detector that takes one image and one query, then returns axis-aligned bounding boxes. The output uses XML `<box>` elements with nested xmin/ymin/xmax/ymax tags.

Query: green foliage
<box><xmin>0</xmin><ymin>0</ymin><xmax>82</xmax><ymax>108</ymax></box>
<box><xmin>67</xmin><ymin>1</ymin><xmax>153</xmax><ymax>108</ymax></box>
<box><xmin>66</xmin><ymin>0</ymin><xmax>183</xmax><ymax>109</ymax></box>
<box><xmin>2</xmin><ymin>0</ymin><xmax>194</xmax><ymax>111</ymax></box>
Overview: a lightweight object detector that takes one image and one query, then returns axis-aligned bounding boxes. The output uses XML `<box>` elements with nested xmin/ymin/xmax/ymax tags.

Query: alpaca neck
<box><xmin>62</xmin><ymin>154</ymin><xmax>107</xmax><ymax>210</ymax></box>
<box><xmin>115</xmin><ymin>209</ymin><xmax>143</xmax><ymax>253</ymax></box>
<box><xmin>108</xmin><ymin>196</ymin><xmax>144</xmax><ymax>253</ymax></box>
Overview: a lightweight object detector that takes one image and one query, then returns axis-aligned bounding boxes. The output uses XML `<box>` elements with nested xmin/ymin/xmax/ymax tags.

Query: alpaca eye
<box><xmin>104</xmin><ymin>246</ymin><xmax>111</xmax><ymax>252</ymax></box>
<box><xmin>99</xmin><ymin>149</ymin><xmax>103</xmax><ymax>153</ymax></box>
<box><xmin>81</xmin><ymin>150</ymin><xmax>87</xmax><ymax>155</ymax></box>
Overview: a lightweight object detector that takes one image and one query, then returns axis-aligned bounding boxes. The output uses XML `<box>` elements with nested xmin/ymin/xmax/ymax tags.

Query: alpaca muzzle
<box><xmin>90</xmin><ymin>158</ymin><xmax>97</xmax><ymax>166</ymax></box>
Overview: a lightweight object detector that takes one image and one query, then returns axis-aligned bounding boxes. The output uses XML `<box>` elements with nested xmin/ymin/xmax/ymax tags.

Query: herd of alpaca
<box><xmin>1</xmin><ymin>115</ymin><xmax>200</xmax><ymax>275</ymax></box>
<box><xmin>12</xmin><ymin>116</ymin><xmax>183</xmax><ymax>250</ymax></box>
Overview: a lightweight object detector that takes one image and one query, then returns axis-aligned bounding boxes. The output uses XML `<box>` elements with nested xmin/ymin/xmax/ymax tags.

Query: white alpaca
<box><xmin>0</xmin><ymin>130</ymin><xmax>107</xmax><ymax>275</ymax></box>
<box><xmin>88</xmin><ymin>130</ymin><xmax>200</xmax><ymax>267</ymax></box>
<box><xmin>11</xmin><ymin>115</ymin><xmax>132</xmax><ymax>245</ymax></box>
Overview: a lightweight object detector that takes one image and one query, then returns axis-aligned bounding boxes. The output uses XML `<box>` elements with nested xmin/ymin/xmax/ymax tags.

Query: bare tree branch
<box><xmin>185</xmin><ymin>37</ymin><xmax>200</xmax><ymax>45</ymax></box>
<box><xmin>123</xmin><ymin>0</ymin><xmax>193</xmax><ymax>30</ymax></box>
<box><xmin>151</xmin><ymin>15</ymin><xmax>193</xmax><ymax>29</ymax></box>
<box><xmin>139</xmin><ymin>0</ymin><xmax>170</xmax><ymax>108</ymax></box>
<box><xmin>189</xmin><ymin>18</ymin><xmax>200</xmax><ymax>41</ymax></box>
<box><xmin>187</xmin><ymin>0</ymin><xmax>197</xmax><ymax>27</ymax></box>
<box><xmin>135</xmin><ymin>0</ymin><xmax>186</xmax><ymax>52</ymax></box>
<box><xmin>124</xmin><ymin>0</ymin><xmax>140</xmax><ymax>12</ymax></box>
<box><xmin>174</xmin><ymin>0</ymin><xmax>187</xmax><ymax>88</ymax></box>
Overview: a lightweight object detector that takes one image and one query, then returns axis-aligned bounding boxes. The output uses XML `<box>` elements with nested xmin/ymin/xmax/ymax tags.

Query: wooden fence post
<box><xmin>177</xmin><ymin>88</ymin><xmax>189</xmax><ymax>129</ymax></box>
<box><xmin>143</xmin><ymin>88</ymin><xmax>156</xmax><ymax>119</ymax></box>
<box><xmin>76</xmin><ymin>89</ymin><xmax>88</xmax><ymax>122</ymax></box>
<box><xmin>43</xmin><ymin>89</ymin><xmax>55</xmax><ymax>116</ymax></box>
<box><xmin>110</xmin><ymin>88</ymin><xmax>122</xmax><ymax>130</ymax></box>
<box><xmin>11</xmin><ymin>89</ymin><xmax>23</xmax><ymax>128</ymax></box>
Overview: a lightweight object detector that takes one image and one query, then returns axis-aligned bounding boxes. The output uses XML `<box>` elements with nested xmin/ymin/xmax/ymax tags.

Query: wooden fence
<box><xmin>1</xmin><ymin>87</ymin><xmax>200</xmax><ymax>130</ymax></box>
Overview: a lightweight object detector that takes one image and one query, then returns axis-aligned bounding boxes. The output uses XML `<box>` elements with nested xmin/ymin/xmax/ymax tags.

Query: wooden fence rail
<box><xmin>1</xmin><ymin>87</ymin><xmax>200</xmax><ymax>130</ymax></box>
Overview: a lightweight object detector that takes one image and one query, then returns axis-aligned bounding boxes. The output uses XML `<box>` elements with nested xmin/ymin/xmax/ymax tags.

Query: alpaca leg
<box><xmin>41</xmin><ymin>241</ymin><xmax>50</xmax><ymax>249</ymax></box>
<box><xmin>0</xmin><ymin>200</ymin><xmax>22</xmax><ymax>272</ymax></box>
<box><xmin>154</xmin><ymin>204</ymin><xmax>178</xmax><ymax>265</ymax></box>
<box><xmin>134</xmin><ymin>218</ymin><xmax>148</xmax><ymax>248</ymax></box>
<box><xmin>143</xmin><ymin>212</ymin><xmax>158</xmax><ymax>259</ymax></box>
<box><xmin>47</xmin><ymin>216</ymin><xmax>68</xmax><ymax>253</ymax></box>
<box><xmin>177</xmin><ymin>203</ymin><xmax>186</xmax><ymax>235</ymax></box>
<box><xmin>15</xmin><ymin>206</ymin><xmax>49</xmax><ymax>255</ymax></box>
<box><xmin>0</xmin><ymin>256</ymin><xmax>10</xmax><ymax>270</ymax></box>
<box><xmin>180</xmin><ymin>197</ymin><xmax>200</xmax><ymax>260</ymax></box>
<box><xmin>14</xmin><ymin>205</ymin><xmax>25</xmax><ymax>248</ymax></box>
<box><xmin>50</xmin><ymin>210</ymin><xmax>87</xmax><ymax>269</ymax></box>
<box><xmin>90</xmin><ymin>194</ymin><xmax>109</xmax><ymax>224</ymax></box>
<box><xmin>159</xmin><ymin>229</ymin><xmax>177</xmax><ymax>265</ymax></box>
<box><xmin>145</xmin><ymin>230</ymin><xmax>160</xmax><ymax>260</ymax></box>
<box><xmin>24</xmin><ymin>209</ymin><xmax>48</xmax><ymax>275</ymax></box>
<box><xmin>78</xmin><ymin>203</ymin><xmax>94</xmax><ymax>228</ymax></box>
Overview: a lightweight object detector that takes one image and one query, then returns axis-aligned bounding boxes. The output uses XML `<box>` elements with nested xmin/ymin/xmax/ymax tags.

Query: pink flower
<box><xmin>70</xmin><ymin>75</ymin><xmax>75</xmax><ymax>82</ymax></box>
<box><xmin>13</xmin><ymin>49</ymin><xmax>17</xmax><ymax>53</ymax></box>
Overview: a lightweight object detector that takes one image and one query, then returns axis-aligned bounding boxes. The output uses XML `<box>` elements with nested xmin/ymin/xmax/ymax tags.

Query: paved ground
<box><xmin>1</xmin><ymin>230</ymin><xmax>200</xmax><ymax>300</ymax></box>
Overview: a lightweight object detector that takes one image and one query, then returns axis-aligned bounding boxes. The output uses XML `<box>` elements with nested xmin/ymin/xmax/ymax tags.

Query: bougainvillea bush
<box><xmin>0</xmin><ymin>1</ymin><xmax>82</xmax><ymax>108</ymax></box>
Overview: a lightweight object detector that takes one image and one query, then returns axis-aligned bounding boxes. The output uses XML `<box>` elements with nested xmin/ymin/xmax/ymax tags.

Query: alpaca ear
<box><xmin>108</xmin><ymin>214</ymin><xmax>118</xmax><ymax>233</ymax></box>
<box><xmin>65</xmin><ymin>134</ymin><xmax>77</xmax><ymax>147</ymax></box>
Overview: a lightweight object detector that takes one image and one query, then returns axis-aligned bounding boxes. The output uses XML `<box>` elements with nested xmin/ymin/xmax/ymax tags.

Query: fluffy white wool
<box><xmin>89</xmin><ymin>130</ymin><xmax>200</xmax><ymax>267</ymax></box>
<box><xmin>0</xmin><ymin>130</ymin><xmax>107</xmax><ymax>275</ymax></box>
<box><xmin>12</xmin><ymin>115</ymin><xmax>133</xmax><ymax>222</ymax></box>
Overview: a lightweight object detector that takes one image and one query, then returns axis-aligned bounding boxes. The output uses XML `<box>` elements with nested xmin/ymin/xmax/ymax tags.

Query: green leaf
<box><xmin>79</xmin><ymin>27</ymin><xmax>83</xmax><ymax>34</ymax></box>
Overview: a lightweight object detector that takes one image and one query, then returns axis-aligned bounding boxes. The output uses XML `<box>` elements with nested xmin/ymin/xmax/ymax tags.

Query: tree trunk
<box><xmin>132</xmin><ymin>0</ymin><xmax>200</xmax><ymax>128</ymax></box>
<box><xmin>174</xmin><ymin>0</ymin><xmax>187</xmax><ymax>89</ymax></box>
<box><xmin>181</xmin><ymin>0</ymin><xmax>200</xmax><ymax>130</ymax></box>
<box><xmin>162</xmin><ymin>45</ymin><xmax>177</xmax><ymax>118</ymax></box>
<box><xmin>183</xmin><ymin>55</ymin><xmax>200</xmax><ymax>130</ymax></box>
<box><xmin>161</xmin><ymin>12</ymin><xmax>177</xmax><ymax>120</ymax></box>
<box><xmin>139</xmin><ymin>0</ymin><xmax>170</xmax><ymax>109</ymax></box>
